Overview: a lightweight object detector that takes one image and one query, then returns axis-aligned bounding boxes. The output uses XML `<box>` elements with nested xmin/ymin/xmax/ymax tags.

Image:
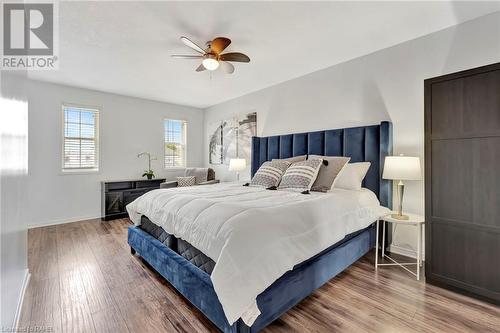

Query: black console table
<box><xmin>101</xmin><ymin>178</ymin><xmax>165</xmax><ymax>221</ymax></box>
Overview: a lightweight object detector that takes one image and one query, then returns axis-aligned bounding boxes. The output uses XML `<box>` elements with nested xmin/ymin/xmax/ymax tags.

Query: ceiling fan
<box><xmin>172</xmin><ymin>36</ymin><xmax>250</xmax><ymax>74</ymax></box>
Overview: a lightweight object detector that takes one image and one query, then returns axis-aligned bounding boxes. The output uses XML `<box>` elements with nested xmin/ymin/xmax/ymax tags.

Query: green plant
<box><xmin>142</xmin><ymin>169</ymin><xmax>155</xmax><ymax>179</ymax></box>
<box><xmin>165</xmin><ymin>143</ymin><xmax>178</xmax><ymax>152</ymax></box>
<box><xmin>137</xmin><ymin>152</ymin><xmax>157</xmax><ymax>179</ymax></box>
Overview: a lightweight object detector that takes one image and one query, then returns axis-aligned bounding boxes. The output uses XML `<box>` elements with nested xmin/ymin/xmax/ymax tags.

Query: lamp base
<box><xmin>391</xmin><ymin>213</ymin><xmax>409</xmax><ymax>220</ymax></box>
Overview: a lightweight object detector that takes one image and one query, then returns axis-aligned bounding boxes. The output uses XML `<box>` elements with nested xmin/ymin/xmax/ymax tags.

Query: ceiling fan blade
<box><xmin>220</xmin><ymin>52</ymin><xmax>250</xmax><ymax>63</ymax></box>
<box><xmin>211</xmin><ymin>37</ymin><xmax>231</xmax><ymax>54</ymax></box>
<box><xmin>171</xmin><ymin>55</ymin><xmax>203</xmax><ymax>59</ymax></box>
<box><xmin>180</xmin><ymin>36</ymin><xmax>206</xmax><ymax>54</ymax></box>
<box><xmin>219</xmin><ymin>61</ymin><xmax>235</xmax><ymax>74</ymax></box>
<box><xmin>195</xmin><ymin>63</ymin><xmax>206</xmax><ymax>72</ymax></box>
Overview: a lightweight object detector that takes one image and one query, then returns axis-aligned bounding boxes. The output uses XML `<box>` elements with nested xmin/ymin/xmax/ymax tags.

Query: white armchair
<box><xmin>160</xmin><ymin>168</ymin><xmax>219</xmax><ymax>189</ymax></box>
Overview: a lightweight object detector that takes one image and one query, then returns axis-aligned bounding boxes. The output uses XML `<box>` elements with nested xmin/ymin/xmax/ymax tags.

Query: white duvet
<box><xmin>127</xmin><ymin>183</ymin><xmax>389</xmax><ymax>326</ymax></box>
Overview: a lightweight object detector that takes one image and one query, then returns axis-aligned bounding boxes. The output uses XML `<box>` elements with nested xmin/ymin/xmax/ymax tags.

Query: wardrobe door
<box><xmin>425</xmin><ymin>63</ymin><xmax>500</xmax><ymax>303</ymax></box>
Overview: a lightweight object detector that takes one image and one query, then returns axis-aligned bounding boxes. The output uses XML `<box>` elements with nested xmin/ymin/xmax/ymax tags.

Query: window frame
<box><xmin>163</xmin><ymin>118</ymin><xmax>187</xmax><ymax>169</ymax></box>
<box><xmin>61</xmin><ymin>104</ymin><xmax>100</xmax><ymax>174</ymax></box>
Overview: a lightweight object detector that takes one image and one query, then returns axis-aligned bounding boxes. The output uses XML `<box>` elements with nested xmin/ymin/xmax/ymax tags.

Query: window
<box><xmin>0</xmin><ymin>98</ymin><xmax>28</xmax><ymax>175</ymax></box>
<box><xmin>62</xmin><ymin>105</ymin><xmax>99</xmax><ymax>171</ymax></box>
<box><xmin>164</xmin><ymin>119</ymin><xmax>186</xmax><ymax>168</ymax></box>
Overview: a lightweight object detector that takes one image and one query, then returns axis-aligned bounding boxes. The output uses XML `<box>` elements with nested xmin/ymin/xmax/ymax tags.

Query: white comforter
<box><xmin>127</xmin><ymin>183</ymin><xmax>389</xmax><ymax>326</ymax></box>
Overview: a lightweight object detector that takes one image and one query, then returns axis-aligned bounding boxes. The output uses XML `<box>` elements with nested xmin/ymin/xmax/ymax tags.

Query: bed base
<box><xmin>128</xmin><ymin>223</ymin><xmax>376</xmax><ymax>333</ymax></box>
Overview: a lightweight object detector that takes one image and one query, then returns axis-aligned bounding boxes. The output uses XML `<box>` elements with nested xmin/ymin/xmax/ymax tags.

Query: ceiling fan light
<box><xmin>202</xmin><ymin>57</ymin><xmax>219</xmax><ymax>71</ymax></box>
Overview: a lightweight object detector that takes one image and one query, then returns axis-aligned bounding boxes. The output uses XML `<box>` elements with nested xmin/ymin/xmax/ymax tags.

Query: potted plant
<box><xmin>137</xmin><ymin>152</ymin><xmax>157</xmax><ymax>180</ymax></box>
<box><xmin>142</xmin><ymin>169</ymin><xmax>155</xmax><ymax>180</ymax></box>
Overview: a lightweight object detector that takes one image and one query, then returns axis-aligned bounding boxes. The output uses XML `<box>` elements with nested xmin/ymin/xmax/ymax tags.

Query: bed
<box><xmin>127</xmin><ymin>121</ymin><xmax>392</xmax><ymax>333</ymax></box>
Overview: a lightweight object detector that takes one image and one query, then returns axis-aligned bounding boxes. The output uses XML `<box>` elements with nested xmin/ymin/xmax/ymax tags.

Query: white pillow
<box><xmin>334</xmin><ymin>162</ymin><xmax>371</xmax><ymax>190</ymax></box>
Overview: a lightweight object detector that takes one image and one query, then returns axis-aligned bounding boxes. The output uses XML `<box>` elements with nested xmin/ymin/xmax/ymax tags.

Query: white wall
<box><xmin>1</xmin><ymin>72</ymin><xmax>29</xmax><ymax>329</ymax></box>
<box><xmin>26</xmin><ymin>80</ymin><xmax>204</xmax><ymax>227</ymax></box>
<box><xmin>204</xmin><ymin>12</ymin><xmax>500</xmax><ymax>258</ymax></box>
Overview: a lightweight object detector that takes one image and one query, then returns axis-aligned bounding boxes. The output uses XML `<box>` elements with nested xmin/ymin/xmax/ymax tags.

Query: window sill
<box><xmin>60</xmin><ymin>168</ymin><xmax>100</xmax><ymax>176</ymax></box>
<box><xmin>164</xmin><ymin>167</ymin><xmax>186</xmax><ymax>172</ymax></box>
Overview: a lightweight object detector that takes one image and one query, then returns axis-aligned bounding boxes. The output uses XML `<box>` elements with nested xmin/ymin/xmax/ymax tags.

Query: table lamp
<box><xmin>229</xmin><ymin>158</ymin><xmax>246</xmax><ymax>182</ymax></box>
<box><xmin>382</xmin><ymin>155</ymin><xmax>421</xmax><ymax>220</ymax></box>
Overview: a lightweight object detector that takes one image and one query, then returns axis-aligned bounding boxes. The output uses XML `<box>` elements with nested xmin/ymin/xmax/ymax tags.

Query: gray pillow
<box><xmin>278</xmin><ymin>159</ymin><xmax>323</xmax><ymax>191</ymax></box>
<box><xmin>251</xmin><ymin>160</ymin><xmax>291</xmax><ymax>187</ymax></box>
<box><xmin>272</xmin><ymin>155</ymin><xmax>306</xmax><ymax>164</ymax></box>
<box><xmin>309</xmin><ymin>155</ymin><xmax>351</xmax><ymax>192</ymax></box>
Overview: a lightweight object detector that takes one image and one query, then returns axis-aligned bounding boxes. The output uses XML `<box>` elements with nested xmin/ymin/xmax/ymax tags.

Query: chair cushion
<box><xmin>184</xmin><ymin>168</ymin><xmax>208</xmax><ymax>184</ymax></box>
<box><xmin>198</xmin><ymin>179</ymin><xmax>220</xmax><ymax>185</ymax></box>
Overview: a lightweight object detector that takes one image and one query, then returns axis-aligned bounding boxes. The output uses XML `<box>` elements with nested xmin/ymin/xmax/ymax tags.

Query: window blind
<box><xmin>164</xmin><ymin>119</ymin><xmax>186</xmax><ymax>168</ymax></box>
<box><xmin>63</xmin><ymin>106</ymin><xmax>99</xmax><ymax>171</ymax></box>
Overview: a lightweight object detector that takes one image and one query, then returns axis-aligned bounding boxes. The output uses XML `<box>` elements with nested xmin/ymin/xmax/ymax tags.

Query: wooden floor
<box><xmin>19</xmin><ymin>218</ymin><xmax>500</xmax><ymax>333</ymax></box>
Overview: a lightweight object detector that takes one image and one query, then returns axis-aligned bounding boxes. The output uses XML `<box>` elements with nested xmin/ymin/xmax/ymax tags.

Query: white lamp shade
<box><xmin>382</xmin><ymin>155</ymin><xmax>421</xmax><ymax>180</ymax></box>
<box><xmin>228</xmin><ymin>158</ymin><xmax>247</xmax><ymax>172</ymax></box>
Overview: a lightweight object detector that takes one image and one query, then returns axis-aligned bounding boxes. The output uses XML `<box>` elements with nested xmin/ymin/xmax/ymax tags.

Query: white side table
<box><xmin>375</xmin><ymin>212</ymin><xmax>425</xmax><ymax>280</ymax></box>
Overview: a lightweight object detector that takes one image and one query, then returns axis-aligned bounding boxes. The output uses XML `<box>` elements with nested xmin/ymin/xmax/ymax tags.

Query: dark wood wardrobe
<box><xmin>425</xmin><ymin>62</ymin><xmax>500</xmax><ymax>304</ymax></box>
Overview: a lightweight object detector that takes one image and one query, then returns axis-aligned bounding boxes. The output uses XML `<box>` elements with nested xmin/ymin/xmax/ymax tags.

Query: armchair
<box><xmin>160</xmin><ymin>168</ymin><xmax>219</xmax><ymax>189</ymax></box>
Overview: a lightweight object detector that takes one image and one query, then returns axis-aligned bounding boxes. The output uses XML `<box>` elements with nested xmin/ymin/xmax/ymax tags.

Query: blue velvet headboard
<box><xmin>251</xmin><ymin>121</ymin><xmax>393</xmax><ymax>208</ymax></box>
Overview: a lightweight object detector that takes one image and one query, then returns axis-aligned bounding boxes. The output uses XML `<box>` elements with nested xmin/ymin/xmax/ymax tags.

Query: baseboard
<box><xmin>28</xmin><ymin>215</ymin><xmax>101</xmax><ymax>229</ymax></box>
<box><xmin>389</xmin><ymin>244</ymin><xmax>426</xmax><ymax>261</ymax></box>
<box><xmin>13</xmin><ymin>269</ymin><xmax>31</xmax><ymax>330</ymax></box>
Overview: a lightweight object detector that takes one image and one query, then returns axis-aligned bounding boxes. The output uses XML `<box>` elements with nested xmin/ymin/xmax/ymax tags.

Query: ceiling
<box><xmin>29</xmin><ymin>1</ymin><xmax>500</xmax><ymax>108</ymax></box>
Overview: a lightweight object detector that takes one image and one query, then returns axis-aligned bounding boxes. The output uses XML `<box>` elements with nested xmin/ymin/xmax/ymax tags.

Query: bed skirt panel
<box><xmin>128</xmin><ymin>224</ymin><xmax>376</xmax><ymax>333</ymax></box>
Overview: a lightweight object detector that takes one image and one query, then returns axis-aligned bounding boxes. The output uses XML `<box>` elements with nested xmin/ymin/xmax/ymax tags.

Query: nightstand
<box><xmin>375</xmin><ymin>212</ymin><xmax>425</xmax><ymax>280</ymax></box>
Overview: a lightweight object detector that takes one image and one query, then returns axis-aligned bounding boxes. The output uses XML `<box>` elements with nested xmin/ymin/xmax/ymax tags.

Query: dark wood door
<box><xmin>425</xmin><ymin>63</ymin><xmax>500</xmax><ymax>304</ymax></box>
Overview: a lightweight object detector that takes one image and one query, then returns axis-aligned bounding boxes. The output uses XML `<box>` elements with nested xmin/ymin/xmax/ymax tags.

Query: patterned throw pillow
<box><xmin>177</xmin><ymin>176</ymin><xmax>196</xmax><ymax>187</ymax></box>
<box><xmin>250</xmin><ymin>160</ymin><xmax>291</xmax><ymax>187</ymax></box>
<box><xmin>278</xmin><ymin>159</ymin><xmax>323</xmax><ymax>191</ymax></box>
